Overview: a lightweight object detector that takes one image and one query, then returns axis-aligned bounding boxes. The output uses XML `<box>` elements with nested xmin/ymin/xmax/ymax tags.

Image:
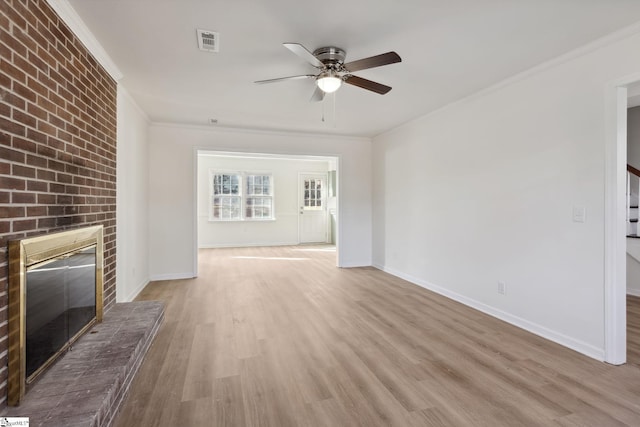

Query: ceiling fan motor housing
<box><xmin>313</xmin><ymin>46</ymin><xmax>346</xmax><ymax>70</ymax></box>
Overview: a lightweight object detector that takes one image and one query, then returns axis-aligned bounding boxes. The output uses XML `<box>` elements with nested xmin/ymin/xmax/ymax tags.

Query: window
<box><xmin>211</xmin><ymin>173</ymin><xmax>241</xmax><ymax>220</ymax></box>
<box><xmin>245</xmin><ymin>175</ymin><xmax>273</xmax><ymax>219</ymax></box>
<box><xmin>303</xmin><ymin>178</ymin><xmax>323</xmax><ymax>210</ymax></box>
<box><xmin>209</xmin><ymin>171</ymin><xmax>273</xmax><ymax>221</ymax></box>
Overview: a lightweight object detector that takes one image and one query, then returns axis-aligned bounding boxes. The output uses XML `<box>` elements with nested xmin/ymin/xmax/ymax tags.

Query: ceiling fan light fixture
<box><xmin>255</xmin><ymin>43</ymin><xmax>401</xmax><ymax>99</ymax></box>
<box><xmin>316</xmin><ymin>71</ymin><xmax>342</xmax><ymax>93</ymax></box>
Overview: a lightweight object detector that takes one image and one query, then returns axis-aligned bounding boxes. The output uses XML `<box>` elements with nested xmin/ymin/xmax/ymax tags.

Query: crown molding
<box><xmin>118</xmin><ymin>86</ymin><xmax>150</xmax><ymax>123</ymax></box>
<box><xmin>47</xmin><ymin>0</ymin><xmax>123</xmax><ymax>81</ymax></box>
<box><xmin>152</xmin><ymin>121</ymin><xmax>371</xmax><ymax>143</ymax></box>
<box><xmin>380</xmin><ymin>19</ymin><xmax>640</xmax><ymax>139</ymax></box>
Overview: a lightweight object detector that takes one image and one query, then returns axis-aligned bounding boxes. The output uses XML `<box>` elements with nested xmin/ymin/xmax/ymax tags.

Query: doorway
<box><xmin>605</xmin><ymin>75</ymin><xmax>640</xmax><ymax>364</ymax></box>
<box><xmin>195</xmin><ymin>151</ymin><xmax>340</xmax><ymax>267</ymax></box>
<box><xmin>298</xmin><ymin>173</ymin><xmax>329</xmax><ymax>243</ymax></box>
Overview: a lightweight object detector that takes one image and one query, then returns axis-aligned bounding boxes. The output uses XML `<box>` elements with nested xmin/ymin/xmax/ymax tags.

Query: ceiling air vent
<box><xmin>197</xmin><ymin>29</ymin><xmax>219</xmax><ymax>52</ymax></box>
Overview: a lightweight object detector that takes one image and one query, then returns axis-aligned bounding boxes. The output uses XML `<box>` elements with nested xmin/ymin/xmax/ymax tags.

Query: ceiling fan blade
<box><xmin>343</xmin><ymin>51</ymin><xmax>401</xmax><ymax>72</ymax></box>
<box><xmin>254</xmin><ymin>74</ymin><xmax>316</xmax><ymax>84</ymax></box>
<box><xmin>310</xmin><ymin>86</ymin><xmax>325</xmax><ymax>103</ymax></box>
<box><xmin>283</xmin><ymin>43</ymin><xmax>324</xmax><ymax>68</ymax></box>
<box><xmin>343</xmin><ymin>75</ymin><xmax>392</xmax><ymax>94</ymax></box>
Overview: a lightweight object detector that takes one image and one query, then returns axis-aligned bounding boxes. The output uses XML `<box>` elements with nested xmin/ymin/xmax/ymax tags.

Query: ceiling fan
<box><xmin>255</xmin><ymin>43</ymin><xmax>401</xmax><ymax>102</ymax></box>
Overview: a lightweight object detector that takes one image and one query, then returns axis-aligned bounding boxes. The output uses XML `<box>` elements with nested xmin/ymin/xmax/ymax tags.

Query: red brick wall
<box><xmin>0</xmin><ymin>0</ymin><xmax>117</xmax><ymax>407</ymax></box>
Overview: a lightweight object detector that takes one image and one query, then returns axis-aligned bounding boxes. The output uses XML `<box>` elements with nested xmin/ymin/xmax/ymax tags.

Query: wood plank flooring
<box><xmin>629</xmin><ymin>295</ymin><xmax>640</xmax><ymax>367</ymax></box>
<box><xmin>115</xmin><ymin>246</ymin><xmax>640</xmax><ymax>427</ymax></box>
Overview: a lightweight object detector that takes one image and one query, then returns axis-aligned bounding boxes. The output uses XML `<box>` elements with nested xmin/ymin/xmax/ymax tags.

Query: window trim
<box><xmin>208</xmin><ymin>170</ymin><xmax>275</xmax><ymax>222</ymax></box>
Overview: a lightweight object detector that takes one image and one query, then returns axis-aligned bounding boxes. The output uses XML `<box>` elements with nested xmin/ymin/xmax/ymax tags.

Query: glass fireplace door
<box><xmin>25</xmin><ymin>246</ymin><xmax>97</xmax><ymax>380</ymax></box>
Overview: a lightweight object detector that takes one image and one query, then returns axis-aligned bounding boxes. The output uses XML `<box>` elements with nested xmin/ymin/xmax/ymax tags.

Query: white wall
<box><xmin>197</xmin><ymin>155</ymin><xmax>330</xmax><ymax>248</ymax></box>
<box><xmin>148</xmin><ymin>125</ymin><xmax>371</xmax><ymax>280</ymax></box>
<box><xmin>628</xmin><ymin>106</ymin><xmax>640</xmax><ymax>170</ymax></box>
<box><xmin>627</xmin><ymin>239</ymin><xmax>640</xmax><ymax>296</ymax></box>
<box><xmin>372</xmin><ymin>29</ymin><xmax>640</xmax><ymax>360</ymax></box>
<box><xmin>116</xmin><ymin>86</ymin><xmax>150</xmax><ymax>302</ymax></box>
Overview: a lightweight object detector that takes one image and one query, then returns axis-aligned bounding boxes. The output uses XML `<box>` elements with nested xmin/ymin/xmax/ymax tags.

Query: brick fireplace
<box><xmin>0</xmin><ymin>0</ymin><xmax>117</xmax><ymax>409</ymax></box>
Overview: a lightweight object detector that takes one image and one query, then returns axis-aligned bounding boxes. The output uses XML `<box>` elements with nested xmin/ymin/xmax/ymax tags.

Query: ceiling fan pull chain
<box><xmin>321</xmin><ymin>96</ymin><xmax>325</xmax><ymax>122</ymax></box>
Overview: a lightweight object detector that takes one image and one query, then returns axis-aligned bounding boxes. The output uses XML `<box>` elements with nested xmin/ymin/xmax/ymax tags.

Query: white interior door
<box><xmin>299</xmin><ymin>173</ymin><xmax>328</xmax><ymax>243</ymax></box>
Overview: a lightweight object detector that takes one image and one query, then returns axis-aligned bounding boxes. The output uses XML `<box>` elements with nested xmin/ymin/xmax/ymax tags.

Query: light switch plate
<box><xmin>573</xmin><ymin>206</ymin><xmax>586</xmax><ymax>223</ymax></box>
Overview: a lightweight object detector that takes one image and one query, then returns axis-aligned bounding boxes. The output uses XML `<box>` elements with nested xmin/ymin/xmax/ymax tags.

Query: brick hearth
<box><xmin>5</xmin><ymin>301</ymin><xmax>164</xmax><ymax>427</ymax></box>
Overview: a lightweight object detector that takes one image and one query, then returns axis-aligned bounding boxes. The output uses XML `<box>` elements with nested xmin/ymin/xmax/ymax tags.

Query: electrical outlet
<box><xmin>498</xmin><ymin>281</ymin><xmax>506</xmax><ymax>295</ymax></box>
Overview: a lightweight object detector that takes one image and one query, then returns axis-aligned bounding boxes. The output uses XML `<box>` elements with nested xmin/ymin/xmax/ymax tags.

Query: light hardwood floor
<box><xmin>629</xmin><ymin>295</ymin><xmax>640</xmax><ymax>367</ymax></box>
<box><xmin>115</xmin><ymin>246</ymin><xmax>640</xmax><ymax>427</ymax></box>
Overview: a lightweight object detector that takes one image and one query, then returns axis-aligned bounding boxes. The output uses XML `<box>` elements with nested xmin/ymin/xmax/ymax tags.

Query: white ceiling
<box><xmin>67</xmin><ymin>0</ymin><xmax>640</xmax><ymax>137</ymax></box>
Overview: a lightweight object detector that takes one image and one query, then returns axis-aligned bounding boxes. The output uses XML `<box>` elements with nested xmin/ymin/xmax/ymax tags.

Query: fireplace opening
<box><xmin>8</xmin><ymin>226</ymin><xmax>104</xmax><ymax>406</ymax></box>
<box><xmin>26</xmin><ymin>245</ymin><xmax>97</xmax><ymax>380</ymax></box>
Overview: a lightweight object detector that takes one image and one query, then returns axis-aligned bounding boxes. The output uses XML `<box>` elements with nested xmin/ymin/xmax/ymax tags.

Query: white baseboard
<box><xmin>373</xmin><ymin>263</ymin><xmax>605</xmax><ymax>361</ymax></box>
<box><xmin>628</xmin><ymin>288</ymin><xmax>640</xmax><ymax>297</ymax></box>
<box><xmin>340</xmin><ymin>261</ymin><xmax>372</xmax><ymax>268</ymax></box>
<box><xmin>149</xmin><ymin>272</ymin><xmax>196</xmax><ymax>281</ymax></box>
<box><xmin>199</xmin><ymin>241</ymin><xmax>298</xmax><ymax>249</ymax></box>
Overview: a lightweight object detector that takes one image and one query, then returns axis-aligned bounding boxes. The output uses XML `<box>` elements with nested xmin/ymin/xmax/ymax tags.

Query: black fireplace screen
<box><xmin>25</xmin><ymin>246</ymin><xmax>97</xmax><ymax>380</ymax></box>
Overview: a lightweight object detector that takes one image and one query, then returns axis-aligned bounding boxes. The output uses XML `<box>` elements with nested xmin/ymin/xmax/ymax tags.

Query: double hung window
<box><xmin>209</xmin><ymin>171</ymin><xmax>273</xmax><ymax>221</ymax></box>
<box><xmin>245</xmin><ymin>175</ymin><xmax>272</xmax><ymax>219</ymax></box>
<box><xmin>211</xmin><ymin>173</ymin><xmax>241</xmax><ymax>220</ymax></box>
